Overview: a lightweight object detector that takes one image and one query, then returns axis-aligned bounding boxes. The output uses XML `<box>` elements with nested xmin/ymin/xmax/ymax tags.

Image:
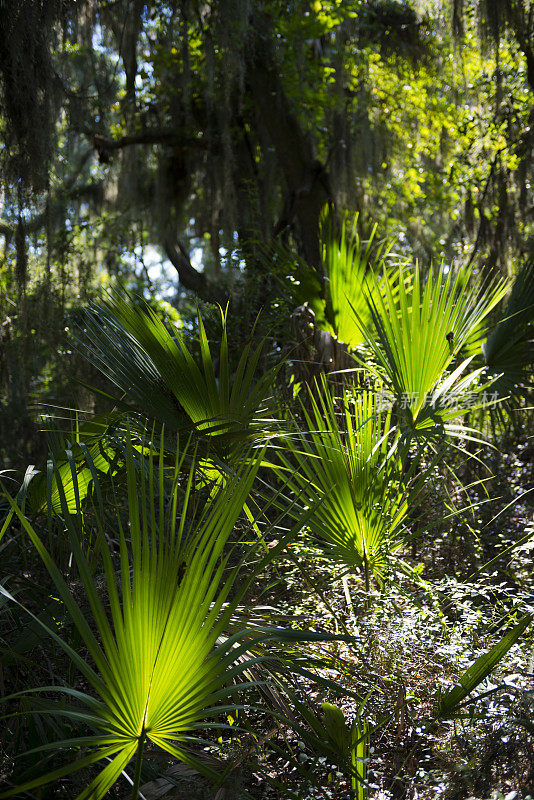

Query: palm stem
<box><xmin>131</xmin><ymin>729</ymin><xmax>146</xmax><ymax>799</ymax></box>
<box><xmin>363</xmin><ymin>558</ymin><xmax>370</xmax><ymax>611</ymax></box>
<box><xmin>341</xmin><ymin>574</ymin><xmax>355</xmax><ymax>621</ymax></box>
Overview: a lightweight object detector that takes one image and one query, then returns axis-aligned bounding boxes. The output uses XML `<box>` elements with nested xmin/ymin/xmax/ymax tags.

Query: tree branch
<box><xmin>162</xmin><ymin>237</ymin><xmax>207</xmax><ymax>296</ymax></box>
<box><xmin>93</xmin><ymin>131</ymin><xmax>207</xmax><ymax>154</ymax></box>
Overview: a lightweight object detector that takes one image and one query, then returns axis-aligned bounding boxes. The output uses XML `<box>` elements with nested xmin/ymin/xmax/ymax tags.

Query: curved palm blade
<box><xmin>279</xmin><ymin>381</ymin><xmax>413</xmax><ymax>581</ymax></box>
<box><xmin>0</xmin><ymin>437</ymin><xmax>264</xmax><ymax>799</ymax></box>
<box><xmin>75</xmin><ymin>290</ymin><xmax>280</xmax><ymax>456</ymax></box>
<box><xmin>437</xmin><ymin>614</ymin><xmax>532</xmax><ymax>718</ymax></box>
<box><xmin>321</xmin><ymin>212</ymin><xmax>401</xmax><ymax>349</ymax></box>
<box><xmin>350</xmin><ymin>262</ymin><xmax>509</xmax><ymax>438</ymax></box>
<box><xmin>25</xmin><ymin>434</ymin><xmax>120</xmax><ymax>516</ymax></box>
<box><xmin>482</xmin><ymin>261</ymin><xmax>534</xmax><ymax>416</ymax></box>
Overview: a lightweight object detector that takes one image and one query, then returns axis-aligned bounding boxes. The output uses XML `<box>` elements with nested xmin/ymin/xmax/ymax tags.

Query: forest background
<box><xmin>1</xmin><ymin>0</ymin><xmax>533</xmax><ymax>457</ymax></box>
<box><xmin>0</xmin><ymin>1</ymin><xmax>533</xmax><ymax>799</ymax></box>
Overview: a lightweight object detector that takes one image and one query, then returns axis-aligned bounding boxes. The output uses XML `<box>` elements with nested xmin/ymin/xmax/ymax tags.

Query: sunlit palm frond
<box><xmin>0</xmin><ymin>437</ymin><xmax>267</xmax><ymax>799</ymax></box>
<box><xmin>350</xmin><ymin>261</ymin><xmax>509</xmax><ymax>441</ymax></box>
<box><xmin>320</xmin><ymin>212</ymin><xmax>403</xmax><ymax>350</ymax></box>
<box><xmin>75</xmin><ymin>289</ymin><xmax>281</xmax><ymax>461</ymax></box>
<box><xmin>279</xmin><ymin>381</ymin><xmax>414</xmax><ymax>584</ymax></box>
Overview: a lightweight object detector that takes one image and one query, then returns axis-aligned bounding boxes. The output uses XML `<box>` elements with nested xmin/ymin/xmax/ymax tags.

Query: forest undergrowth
<box><xmin>224</xmin><ymin>441</ymin><xmax>534</xmax><ymax>800</ymax></box>
<box><xmin>1</xmin><ymin>248</ymin><xmax>533</xmax><ymax>800</ymax></box>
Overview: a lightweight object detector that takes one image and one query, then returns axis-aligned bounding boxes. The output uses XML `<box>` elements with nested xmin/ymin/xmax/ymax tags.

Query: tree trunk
<box><xmin>246</xmin><ymin>14</ymin><xmax>335</xmax><ymax>269</ymax></box>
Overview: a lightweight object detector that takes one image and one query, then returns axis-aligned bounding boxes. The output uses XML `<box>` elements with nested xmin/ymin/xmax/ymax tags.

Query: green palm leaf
<box><xmin>437</xmin><ymin>614</ymin><xmax>532</xmax><ymax>718</ymax></box>
<box><xmin>25</xmin><ymin>435</ymin><xmax>120</xmax><ymax>516</ymax></box>
<box><xmin>278</xmin><ymin>380</ymin><xmax>418</xmax><ymax>584</ymax></box>
<box><xmin>0</xmin><ymin>435</ymin><xmax>267</xmax><ymax>799</ymax></box>
<box><xmin>321</xmin><ymin>212</ymin><xmax>401</xmax><ymax>349</ymax></box>
<box><xmin>482</xmin><ymin>260</ymin><xmax>534</xmax><ymax>422</ymax></box>
<box><xmin>75</xmin><ymin>290</ymin><xmax>281</xmax><ymax>461</ymax></box>
<box><xmin>350</xmin><ymin>262</ymin><xmax>509</xmax><ymax>439</ymax></box>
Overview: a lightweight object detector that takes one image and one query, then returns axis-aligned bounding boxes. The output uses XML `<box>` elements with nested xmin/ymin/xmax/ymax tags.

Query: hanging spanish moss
<box><xmin>0</xmin><ymin>0</ymin><xmax>71</xmax><ymax>190</ymax></box>
<box><xmin>14</xmin><ymin>213</ymin><xmax>27</xmax><ymax>289</ymax></box>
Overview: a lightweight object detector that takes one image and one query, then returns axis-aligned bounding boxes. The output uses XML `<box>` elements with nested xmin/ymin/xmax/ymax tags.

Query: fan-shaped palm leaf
<box><xmin>350</xmin><ymin>262</ymin><xmax>509</xmax><ymax>441</ymax></box>
<box><xmin>321</xmin><ymin>212</ymin><xmax>402</xmax><ymax>350</ymax></box>
<box><xmin>0</xmin><ymin>437</ymin><xmax>269</xmax><ymax>799</ymax></box>
<box><xmin>75</xmin><ymin>290</ymin><xmax>280</xmax><ymax>462</ymax></box>
<box><xmin>278</xmin><ymin>381</ymin><xmax>420</xmax><ymax>585</ymax></box>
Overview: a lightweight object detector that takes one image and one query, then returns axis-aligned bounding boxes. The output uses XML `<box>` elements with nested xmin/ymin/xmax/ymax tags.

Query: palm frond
<box><xmin>0</xmin><ymin>435</ymin><xmax>265</xmax><ymax>798</ymax></box>
<box><xmin>482</xmin><ymin>261</ymin><xmax>534</xmax><ymax>422</ymax></box>
<box><xmin>350</xmin><ymin>261</ymin><xmax>509</xmax><ymax>441</ymax></box>
<box><xmin>320</xmin><ymin>211</ymin><xmax>403</xmax><ymax>349</ymax></box>
<box><xmin>75</xmin><ymin>289</ymin><xmax>281</xmax><ymax>461</ymax></box>
<box><xmin>278</xmin><ymin>379</ymin><xmax>417</xmax><ymax>583</ymax></box>
<box><xmin>437</xmin><ymin>614</ymin><xmax>532</xmax><ymax>718</ymax></box>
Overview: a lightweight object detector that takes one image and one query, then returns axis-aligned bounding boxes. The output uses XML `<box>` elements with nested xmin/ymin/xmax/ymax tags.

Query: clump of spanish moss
<box><xmin>0</xmin><ymin>0</ymin><xmax>67</xmax><ymax>190</ymax></box>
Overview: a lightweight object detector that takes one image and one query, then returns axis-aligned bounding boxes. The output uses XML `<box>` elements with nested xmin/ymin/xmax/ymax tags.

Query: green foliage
<box><xmin>1</xmin><ymin>260</ymin><xmax>532</xmax><ymax>797</ymax></box>
<box><xmin>76</xmin><ymin>290</ymin><xmax>281</xmax><ymax>463</ymax></box>
<box><xmin>1</xmin><ymin>3</ymin><xmax>534</xmax><ymax>797</ymax></box>
<box><xmin>278</xmin><ymin>380</ymin><xmax>418</xmax><ymax>583</ymax></box>
<box><xmin>352</xmin><ymin>261</ymin><xmax>509</xmax><ymax>441</ymax></box>
<box><xmin>320</xmin><ymin>702</ymin><xmax>370</xmax><ymax>799</ymax></box>
<box><xmin>0</xmin><ymin>438</ymin><xmax>267</xmax><ymax>797</ymax></box>
<box><xmin>482</xmin><ymin>260</ymin><xmax>534</xmax><ymax>423</ymax></box>
<box><xmin>319</xmin><ymin>212</ymin><xmax>401</xmax><ymax>349</ymax></box>
<box><xmin>26</xmin><ymin>422</ymin><xmax>121</xmax><ymax>516</ymax></box>
<box><xmin>277</xmin><ymin>697</ymin><xmax>371</xmax><ymax>799</ymax></box>
<box><xmin>437</xmin><ymin>614</ymin><xmax>533</xmax><ymax>718</ymax></box>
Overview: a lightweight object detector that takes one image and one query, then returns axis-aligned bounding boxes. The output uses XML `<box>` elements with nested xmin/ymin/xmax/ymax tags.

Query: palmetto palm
<box><xmin>482</xmin><ymin>260</ymin><xmax>534</xmax><ymax>424</ymax></box>
<box><xmin>279</xmin><ymin>382</ymin><xmax>417</xmax><ymax>585</ymax></box>
<box><xmin>351</xmin><ymin>262</ymin><xmax>509</xmax><ymax>441</ymax></box>
<box><xmin>76</xmin><ymin>290</ymin><xmax>280</xmax><ymax>463</ymax></box>
<box><xmin>321</xmin><ymin>213</ymin><xmax>400</xmax><ymax>350</ymax></box>
<box><xmin>0</xmin><ymin>439</ymin><xmax>272</xmax><ymax>799</ymax></box>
